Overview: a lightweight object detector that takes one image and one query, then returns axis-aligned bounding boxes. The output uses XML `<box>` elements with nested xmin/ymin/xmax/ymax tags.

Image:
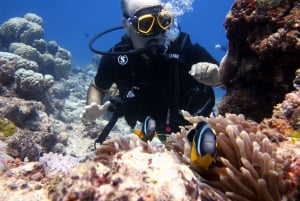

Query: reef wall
<box><xmin>218</xmin><ymin>0</ymin><xmax>300</xmax><ymax>122</ymax></box>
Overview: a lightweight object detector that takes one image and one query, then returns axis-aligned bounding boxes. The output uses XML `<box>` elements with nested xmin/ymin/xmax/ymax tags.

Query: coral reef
<box><xmin>52</xmin><ymin>143</ymin><xmax>207</xmax><ymax>201</ymax></box>
<box><xmin>9</xmin><ymin>42</ymin><xmax>43</xmax><ymax>66</ymax></box>
<box><xmin>14</xmin><ymin>68</ymin><xmax>54</xmax><ymax>100</ymax></box>
<box><xmin>0</xmin><ymin>140</ymin><xmax>14</xmax><ymax>173</ymax></box>
<box><xmin>0</xmin><ymin>96</ymin><xmax>47</xmax><ymax>127</ymax></box>
<box><xmin>0</xmin><ymin>13</ymin><xmax>72</xmax><ymax>80</ymax></box>
<box><xmin>0</xmin><ymin>65</ymin><xmax>300</xmax><ymax>200</ymax></box>
<box><xmin>254</xmin><ymin>0</ymin><xmax>287</xmax><ymax>8</ymax></box>
<box><xmin>0</xmin><ymin>52</ymin><xmax>38</xmax><ymax>86</ymax></box>
<box><xmin>0</xmin><ymin>2</ymin><xmax>299</xmax><ymax>201</ymax></box>
<box><xmin>23</xmin><ymin>13</ymin><xmax>43</xmax><ymax>26</ymax></box>
<box><xmin>0</xmin><ymin>13</ymin><xmax>73</xmax><ymax>115</ymax></box>
<box><xmin>0</xmin><ymin>96</ymin><xmax>55</xmax><ymax>161</ymax></box>
<box><xmin>0</xmin><ymin>117</ymin><xmax>17</xmax><ymax>137</ymax></box>
<box><xmin>39</xmin><ymin>152</ymin><xmax>79</xmax><ymax>175</ymax></box>
<box><xmin>0</xmin><ymin>16</ymin><xmax>44</xmax><ymax>48</ymax></box>
<box><xmin>219</xmin><ymin>0</ymin><xmax>300</xmax><ymax>122</ymax></box>
<box><xmin>0</xmin><ymin>159</ymin><xmax>51</xmax><ymax>201</ymax></box>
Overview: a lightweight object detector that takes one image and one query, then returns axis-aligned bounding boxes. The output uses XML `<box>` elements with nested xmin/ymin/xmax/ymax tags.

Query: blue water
<box><xmin>1</xmin><ymin>0</ymin><xmax>232</xmax><ymax>98</ymax></box>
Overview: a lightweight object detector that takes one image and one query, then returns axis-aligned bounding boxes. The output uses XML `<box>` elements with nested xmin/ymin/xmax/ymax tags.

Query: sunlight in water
<box><xmin>164</xmin><ymin>0</ymin><xmax>194</xmax><ymax>16</ymax></box>
<box><xmin>161</xmin><ymin>0</ymin><xmax>195</xmax><ymax>50</ymax></box>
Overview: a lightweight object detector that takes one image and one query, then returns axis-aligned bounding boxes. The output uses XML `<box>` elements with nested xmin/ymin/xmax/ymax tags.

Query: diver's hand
<box><xmin>81</xmin><ymin>101</ymin><xmax>111</xmax><ymax>121</ymax></box>
<box><xmin>189</xmin><ymin>62</ymin><xmax>221</xmax><ymax>86</ymax></box>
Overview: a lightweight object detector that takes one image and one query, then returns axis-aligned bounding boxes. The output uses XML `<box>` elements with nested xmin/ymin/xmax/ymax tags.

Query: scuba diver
<box><xmin>81</xmin><ymin>0</ymin><xmax>221</xmax><ymax>165</ymax></box>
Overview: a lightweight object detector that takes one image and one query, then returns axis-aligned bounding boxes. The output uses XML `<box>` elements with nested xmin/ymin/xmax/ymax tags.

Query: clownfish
<box><xmin>133</xmin><ymin>116</ymin><xmax>156</xmax><ymax>141</ymax></box>
<box><xmin>188</xmin><ymin>121</ymin><xmax>217</xmax><ymax>170</ymax></box>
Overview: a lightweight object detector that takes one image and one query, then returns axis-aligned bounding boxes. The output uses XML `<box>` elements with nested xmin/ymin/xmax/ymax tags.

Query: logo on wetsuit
<box><xmin>118</xmin><ymin>55</ymin><xmax>128</xmax><ymax>65</ymax></box>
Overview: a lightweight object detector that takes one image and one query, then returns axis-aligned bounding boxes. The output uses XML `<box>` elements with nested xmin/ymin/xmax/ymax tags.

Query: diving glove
<box><xmin>189</xmin><ymin>62</ymin><xmax>221</xmax><ymax>86</ymax></box>
<box><xmin>81</xmin><ymin>101</ymin><xmax>111</xmax><ymax>121</ymax></box>
<box><xmin>188</xmin><ymin>121</ymin><xmax>217</xmax><ymax>170</ymax></box>
<box><xmin>134</xmin><ymin>116</ymin><xmax>156</xmax><ymax>141</ymax></box>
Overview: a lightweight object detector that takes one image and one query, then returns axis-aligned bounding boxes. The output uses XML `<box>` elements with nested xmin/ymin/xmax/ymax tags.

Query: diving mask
<box><xmin>126</xmin><ymin>5</ymin><xmax>173</xmax><ymax>36</ymax></box>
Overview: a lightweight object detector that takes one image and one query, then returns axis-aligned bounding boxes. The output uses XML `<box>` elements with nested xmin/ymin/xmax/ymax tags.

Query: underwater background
<box><xmin>0</xmin><ymin>0</ymin><xmax>232</xmax><ymax>98</ymax></box>
<box><xmin>0</xmin><ymin>0</ymin><xmax>299</xmax><ymax>200</ymax></box>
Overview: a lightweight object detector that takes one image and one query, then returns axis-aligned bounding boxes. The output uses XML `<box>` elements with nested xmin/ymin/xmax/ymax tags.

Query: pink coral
<box><xmin>282</xmin><ymin>91</ymin><xmax>300</xmax><ymax>117</ymax></box>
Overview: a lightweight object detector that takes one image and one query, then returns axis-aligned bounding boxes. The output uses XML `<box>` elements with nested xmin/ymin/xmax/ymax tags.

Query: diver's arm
<box><xmin>186</xmin><ymin>42</ymin><xmax>222</xmax><ymax>87</ymax></box>
<box><xmin>86</xmin><ymin>80</ymin><xmax>107</xmax><ymax>105</ymax></box>
<box><xmin>81</xmin><ymin>80</ymin><xmax>111</xmax><ymax>121</ymax></box>
<box><xmin>189</xmin><ymin>62</ymin><xmax>221</xmax><ymax>87</ymax></box>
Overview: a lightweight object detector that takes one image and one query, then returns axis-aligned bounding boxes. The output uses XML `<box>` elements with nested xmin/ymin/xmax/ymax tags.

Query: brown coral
<box><xmin>219</xmin><ymin>0</ymin><xmax>300</xmax><ymax>122</ymax></box>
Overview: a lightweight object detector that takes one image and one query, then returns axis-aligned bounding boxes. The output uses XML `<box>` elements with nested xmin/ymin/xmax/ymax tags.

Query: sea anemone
<box><xmin>93</xmin><ymin>133</ymin><xmax>165</xmax><ymax>166</ymax></box>
<box><xmin>181</xmin><ymin>111</ymin><xmax>294</xmax><ymax>200</ymax></box>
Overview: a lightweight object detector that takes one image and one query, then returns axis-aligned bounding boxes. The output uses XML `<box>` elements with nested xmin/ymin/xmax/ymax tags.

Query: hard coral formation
<box><xmin>219</xmin><ymin>0</ymin><xmax>300</xmax><ymax>122</ymax></box>
<box><xmin>13</xmin><ymin>68</ymin><xmax>55</xmax><ymax>113</ymax></box>
<box><xmin>0</xmin><ymin>96</ymin><xmax>54</xmax><ymax>161</ymax></box>
<box><xmin>0</xmin><ymin>96</ymin><xmax>46</xmax><ymax>127</ymax></box>
<box><xmin>0</xmin><ymin>52</ymin><xmax>39</xmax><ymax>87</ymax></box>
<box><xmin>23</xmin><ymin>13</ymin><xmax>43</xmax><ymax>26</ymax></box>
<box><xmin>0</xmin><ymin>13</ymin><xmax>72</xmax><ymax>80</ymax></box>
<box><xmin>0</xmin><ymin>17</ymin><xmax>43</xmax><ymax>47</ymax></box>
<box><xmin>14</xmin><ymin>68</ymin><xmax>54</xmax><ymax>100</ymax></box>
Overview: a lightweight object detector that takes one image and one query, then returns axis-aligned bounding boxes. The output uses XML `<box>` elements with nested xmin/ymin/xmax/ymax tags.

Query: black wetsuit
<box><xmin>94</xmin><ymin>32</ymin><xmax>218</xmax><ymax>135</ymax></box>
